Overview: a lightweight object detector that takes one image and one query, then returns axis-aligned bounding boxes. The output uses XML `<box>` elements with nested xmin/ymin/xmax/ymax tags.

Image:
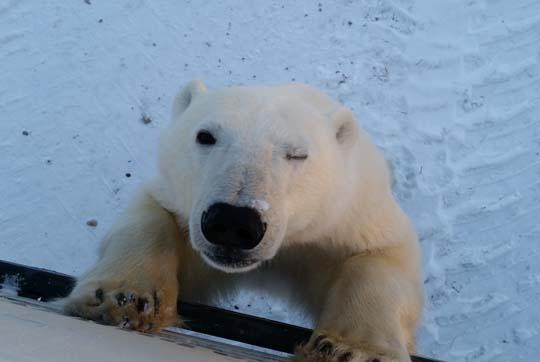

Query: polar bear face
<box><xmin>158</xmin><ymin>81</ymin><xmax>360</xmax><ymax>273</ymax></box>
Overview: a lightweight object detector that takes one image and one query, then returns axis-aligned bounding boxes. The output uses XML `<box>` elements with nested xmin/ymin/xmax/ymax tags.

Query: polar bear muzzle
<box><xmin>201</xmin><ymin>202</ymin><xmax>267</xmax><ymax>250</ymax></box>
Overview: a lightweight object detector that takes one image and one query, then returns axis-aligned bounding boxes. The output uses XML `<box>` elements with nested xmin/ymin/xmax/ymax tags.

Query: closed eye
<box><xmin>286</xmin><ymin>153</ymin><xmax>308</xmax><ymax>161</ymax></box>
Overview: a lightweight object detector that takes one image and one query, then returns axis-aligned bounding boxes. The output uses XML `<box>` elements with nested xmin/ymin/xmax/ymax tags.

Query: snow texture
<box><xmin>0</xmin><ymin>274</ymin><xmax>21</xmax><ymax>297</ymax></box>
<box><xmin>1</xmin><ymin>1</ymin><xmax>539</xmax><ymax>361</ymax></box>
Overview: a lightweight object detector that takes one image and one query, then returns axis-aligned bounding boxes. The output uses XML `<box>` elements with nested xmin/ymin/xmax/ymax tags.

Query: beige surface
<box><xmin>0</xmin><ymin>298</ymin><xmax>283</xmax><ymax>362</ymax></box>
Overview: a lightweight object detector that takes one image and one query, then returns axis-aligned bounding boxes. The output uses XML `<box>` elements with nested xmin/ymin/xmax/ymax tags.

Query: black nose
<box><xmin>201</xmin><ymin>203</ymin><xmax>266</xmax><ymax>250</ymax></box>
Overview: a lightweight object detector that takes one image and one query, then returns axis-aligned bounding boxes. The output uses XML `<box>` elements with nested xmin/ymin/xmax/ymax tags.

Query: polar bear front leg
<box><xmin>295</xmin><ymin>249</ymin><xmax>423</xmax><ymax>362</ymax></box>
<box><xmin>63</xmin><ymin>189</ymin><xmax>183</xmax><ymax>332</ymax></box>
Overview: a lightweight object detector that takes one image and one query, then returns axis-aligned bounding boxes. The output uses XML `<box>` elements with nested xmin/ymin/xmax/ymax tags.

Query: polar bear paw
<box><xmin>63</xmin><ymin>279</ymin><xmax>178</xmax><ymax>333</ymax></box>
<box><xmin>294</xmin><ymin>333</ymin><xmax>409</xmax><ymax>362</ymax></box>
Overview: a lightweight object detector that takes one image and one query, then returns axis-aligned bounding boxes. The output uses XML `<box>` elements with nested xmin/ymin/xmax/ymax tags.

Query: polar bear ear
<box><xmin>172</xmin><ymin>80</ymin><xmax>207</xmax><ymax>116</ymax></box>
<box><xmin>332</xmin><ymin>107</ymin><xmax>359</xmax><ymax>147</ymax></box>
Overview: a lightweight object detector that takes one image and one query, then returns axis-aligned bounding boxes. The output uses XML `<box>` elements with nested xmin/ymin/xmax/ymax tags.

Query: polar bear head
<box><xmin>158</xmin><ymin>81</ymin><xmax>364</xmax><ymax>273</ymax></box>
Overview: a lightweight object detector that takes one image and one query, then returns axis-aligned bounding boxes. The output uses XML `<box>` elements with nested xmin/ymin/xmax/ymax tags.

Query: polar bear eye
<box><xmin>286</xmin><ymin>153</ymin><xmax>308</xmax><ymax>161</ymax></box>
<box><xmin>196</xmin><ymin>130</ymin><xmax>216</xmax><ymax>146</ymax></box>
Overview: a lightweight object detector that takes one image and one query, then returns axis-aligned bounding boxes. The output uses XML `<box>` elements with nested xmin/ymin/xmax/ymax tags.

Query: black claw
<box><xmin>153</xmin><ymin>290</ymin><xmax>160</xmax><ymax>316</ymax></box>
<box><xmin>137</xmin><ymin>297</ymin><xmax>148</xmax><ymax>313</ymax></box>
<box><xmin>95</xmin><ymin>288</ymin><xmax>104</xmax><ymax>303</ymax></box>
<box><xmin>313</xmin><ymin>334</ymin><xmax>327</xmax><ymax>347</ymax></box>
<box><xmin>338</xmin><ymin>352</ymin><xmax>353</xmax><ymax>362</ymax></box>
<box><xmin>116</xmin><ymin>292</ymin><xmax>128</xmax><ymax>306</ymax></box>
<box><xmin>369</xmin><ymin>359</ymin><xmax>381</xmax><ymax>362</ymax></box>
<box><xmin>317</xmin><ymin>341</ymin><xmax>334</xmax><ymax>355</ymax></box>
<box><xmin>120</xmin><ymin>315</ymin><xmax>130</xmax><ymax>328</ymax></box>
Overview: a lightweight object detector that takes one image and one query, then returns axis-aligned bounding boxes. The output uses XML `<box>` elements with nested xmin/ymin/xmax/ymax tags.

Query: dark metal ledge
<box><xmin>0</xmin><ymin>260</ymin><xmax>442</xmax><ymax>362</ymax></box>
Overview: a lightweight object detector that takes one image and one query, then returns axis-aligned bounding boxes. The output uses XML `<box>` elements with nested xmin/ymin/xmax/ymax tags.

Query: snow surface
<box><xmin>1</xmin><ymin>1</ymin><xmax>539</xmax><ymax>361</ymax></box>
<box><xmin>0</xmin><ymin>274</ymin><xmax>21</xmax><ymax>297</ymax></box>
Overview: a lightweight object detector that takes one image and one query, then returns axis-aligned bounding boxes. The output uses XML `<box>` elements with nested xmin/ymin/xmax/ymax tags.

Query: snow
<box><xmin>1</xmin><ymin>1</ymin><xmax>539</xmax><ymax>361</ymax></box>
<box><xmin>250</xmin><ymin>199</ymin><xmax>271</xmax><ymax>212</ymax></box>
<box><xmin>0</xmin><ymin>274</ymin><xmax>21</xmax><ymax>297</ymax></box>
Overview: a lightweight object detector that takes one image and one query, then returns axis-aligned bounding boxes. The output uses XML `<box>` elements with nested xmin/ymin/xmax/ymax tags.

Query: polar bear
<box><xmin>63</xmin><ymin>81</ymin><xmax>424</xmax><ymax>362</ymax></box>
